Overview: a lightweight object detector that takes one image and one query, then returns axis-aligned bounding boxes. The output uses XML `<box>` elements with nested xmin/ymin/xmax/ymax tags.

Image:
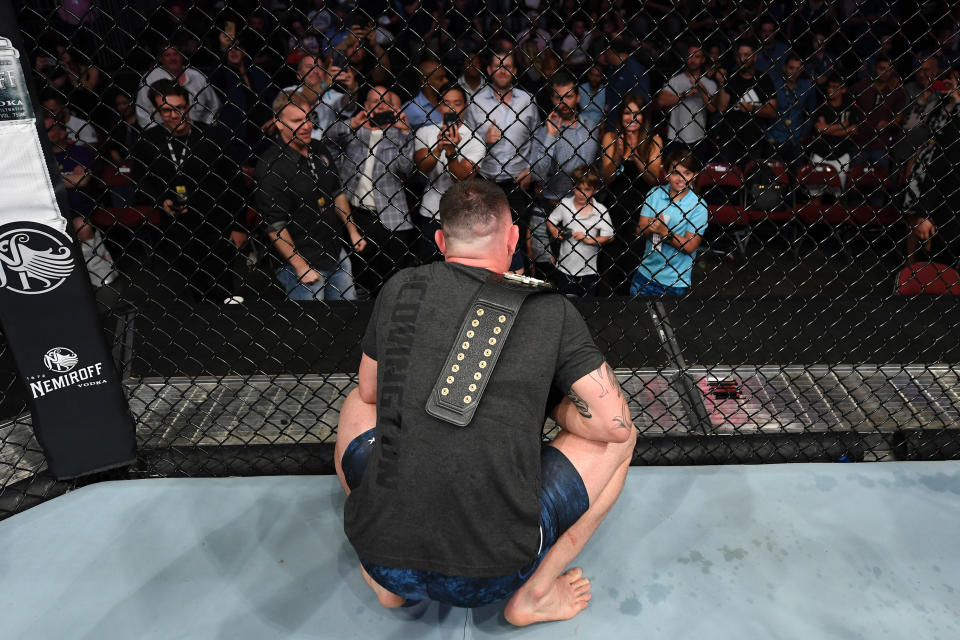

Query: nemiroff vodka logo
<box><xmin>0</xmin><ymin>37</ymin><xmax>34</xmax><ymax>121</ymax></box>
<box><xmin>43</xmin><ymin>347</ymin><xmax>78</xmax><ymax>373</ymax></box>
<box><xmin>28</xmin><ymin>346</ymin><xmax>107</xmax><ymax>399</ymax></box>
<box><xmin>0</xmin><ymin>228</ymin><xmax>74</xmax><ymax>294</ymax></box>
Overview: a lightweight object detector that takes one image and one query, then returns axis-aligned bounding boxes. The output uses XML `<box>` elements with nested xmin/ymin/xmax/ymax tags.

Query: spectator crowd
<box><xmin>23</xmin><ymin>0</ymin><xmax>960</xmax><ymax>302</ymax></box>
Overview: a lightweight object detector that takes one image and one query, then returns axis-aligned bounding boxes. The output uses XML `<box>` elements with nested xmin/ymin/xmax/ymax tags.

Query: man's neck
<box><xmin>446</xmin><ymin>256</ymin><xmax>503</xmax><ymax>272</ymax></box>
<box><xmin>168</xmin><ymin>123</ymin><xmax>191</xmax><ymax>137</ymax></box>
<box><xmin>422</xmin><ymin>87</ymin><xmax>439</xmax><ymax>105</ymax></box>
<box><xmin>463</xmin><ymin>74</ymin><xmax>482</xmax><ymax>90</ymax></box>
<box><xmin>492</xmin><ymin>84</ymin><xmax>513</xmax><ymax>102</ymax></box>
<box><xmin>739</xmin><ymin>68</ymin><xmax>755</xmax><ymax>79</ymax></box>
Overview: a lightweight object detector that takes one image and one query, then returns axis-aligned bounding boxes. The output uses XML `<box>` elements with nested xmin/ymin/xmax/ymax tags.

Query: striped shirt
<box><xmin>465</xmin><ymin>85</ymin><xmax>540</xmax><ymax>181</ymax></box>
<box><xmin>528</xmin><ymin>119</ymin><xmax>599</xmax><ymax>200</ymax></box>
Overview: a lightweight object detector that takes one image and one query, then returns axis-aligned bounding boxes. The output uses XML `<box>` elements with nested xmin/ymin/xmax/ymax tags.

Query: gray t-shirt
<box><xmin>665</xmin><ymin>72</ymin><xmax>717</xmax><ymax>144</ymax></box>
<box><xmin>345</xmin><ymin>262</ymin><xmax>603</xmax><ymax>577</ymax></box>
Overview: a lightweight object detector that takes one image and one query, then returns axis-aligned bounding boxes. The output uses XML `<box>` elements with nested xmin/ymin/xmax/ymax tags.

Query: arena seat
<box><xmin>697</xmin><ymin>163</ymin><xmax>751</xmax><ymax>258</ymax></box>
<box><xmin>895</xmin><ymin>262</ymin><xmax>960</xmax><ymax>295</ymax></box>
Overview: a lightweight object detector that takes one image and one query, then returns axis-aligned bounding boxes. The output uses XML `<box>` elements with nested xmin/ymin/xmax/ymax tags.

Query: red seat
<box><xmin>797</xmin><ymin>163</ymin><xmax>843</xmax><ymax>192</ymax></box>
<box><xmin>242</xmin><ymin>165</ymin><xmax>255</xmax><ymax>189</ymax></box>
<box><xmin>895</xmin><ymin>263</ymin><xmax>960</xmax><ymax>295</ymax></box>
<box><xmin>243</xmin><ymin>208</ymin><xmax>261</xmax><ymax>229</ymax></box>
<box><xmin>850</xmin><ymin>204</ymin><xmax>900</xmax><ymax>226</ymax></box>
<box><xmin>90</xmin><ymin>206</ymin><xmax>161</xmax><ymax>228</ymax></box>
<box><xmin>795</xmin><ymin>201</ymin><xmax>850</xmax><ymax>225</ymax></box>
<box><xmin>708</xmin><ymin>204</ymin><xmax>751</xmax><ymax>225</ymax></box>
<box><xmin>743</xmin><ymin>160</ymin><xmax>792</xmax><ymax>223</ymax></box>
<box><xmin>847</xmin><ymin>164</ymin><xmax>888</xmax><ymax>190</ymax></box>
<box><xmin>99</xmin><ymin>163</ymin><xmax>133</xmax><ymax>188</ymax></box>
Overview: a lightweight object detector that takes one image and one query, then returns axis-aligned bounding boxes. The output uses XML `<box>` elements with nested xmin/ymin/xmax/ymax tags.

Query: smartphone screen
<box><xmin>371</xmin><ymin>111</ymin><xmax>397</xmax><ymax>126</ymax></box>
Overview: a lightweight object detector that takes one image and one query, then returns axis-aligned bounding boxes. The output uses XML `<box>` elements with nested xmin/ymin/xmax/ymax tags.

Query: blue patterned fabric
<box><xmin>341</xmin><ymin>429</ymin><xmax>589</xmax><ymax>607</ymax></box>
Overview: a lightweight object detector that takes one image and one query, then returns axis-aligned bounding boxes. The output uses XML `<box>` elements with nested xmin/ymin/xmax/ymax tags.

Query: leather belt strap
<box><xmin>425</xmin><ymin>272</ymin><xmax>556</xmax><ymax>427</ymax></box>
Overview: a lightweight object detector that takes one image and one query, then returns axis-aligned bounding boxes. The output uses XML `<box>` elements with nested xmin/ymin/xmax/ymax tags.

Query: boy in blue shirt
<box><xmin>631</xmin><ymin>149</ymin><xmax>709</xmax><ymax>296</ymax></box>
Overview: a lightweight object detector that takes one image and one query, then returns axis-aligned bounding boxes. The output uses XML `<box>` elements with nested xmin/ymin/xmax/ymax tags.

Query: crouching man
<box><xmin>334</xmin><ymin>180</ymin><xmax>636</xmax><ymax>625</ymax></box>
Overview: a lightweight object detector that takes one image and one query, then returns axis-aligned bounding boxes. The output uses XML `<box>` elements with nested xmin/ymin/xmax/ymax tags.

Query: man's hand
<box><xmin>229</xmin><ymin>230</ymin><xmax>248</xmax><ymax>248</ymax></box>
<box><xmin>394</xmin><ymin>112</ymin><xmax>412</xmax><ymax>133</ymax></box>
<box><xmin>443</xmin><ymin>125</ymin><xmax>462</xmax><ymax>155</ymax></box>
<box><xmin>913</xmin><ymin>217</ymin><xmax>936</xmax><ymax>241</ymax></box>
<box><xmin>485</xmin><ymin>121</ymin><xmax>502</xmax><ymax>145</ymax></box>
<box><xmin>350</xmin><ymin>109</ymin><xmax>368</xmax><ymax>130</ymax></box>
<box><xmin>297</xmin><ymin>264</ymin><xmax>322</xmax><ymax>284</ymax></box>
<box><xmin>545</xmin><ymin>111</ymin><xmax>562</xmax><ymax>137</ymax></box>
<box><xmin>349</xmin><ymin>230</ymin><xmax>368</xmax><ymax>253</ymax></box>
<box><xmin>572</xmin><ymin>231</ymin><xmax>586</xmax><ymax>241</ymax></box>
<box><xmin>162</xmin><ymin>199</ymin><xmax>186</xmax><ymax>216</ymax></box>
<box><xmin>517</xmin><ymin>167</ymin><xmax>533</xmax><ymax>190</ymax></box>
<box><xmin>62</xmin><ymin>165</ymin><xmax>85</xmax><ymax>189</ymax></box>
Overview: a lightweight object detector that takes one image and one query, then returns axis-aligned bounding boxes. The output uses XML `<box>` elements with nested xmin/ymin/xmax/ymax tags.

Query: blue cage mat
<box><xmin>1</xmin><ymin>462</ymin><xmax>958</xmax><ymax>639</ymax></box>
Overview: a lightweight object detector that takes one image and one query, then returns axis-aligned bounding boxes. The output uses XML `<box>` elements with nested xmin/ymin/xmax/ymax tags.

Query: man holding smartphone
<box><xmin>326</xmin><ymin>86</ymin><xmax>416</xmax><ymax>297</ymax></box>
<box><xmin>413</xmin><ymin>85</ymin><xmax>485</xmax><ymax>262</ymax></box>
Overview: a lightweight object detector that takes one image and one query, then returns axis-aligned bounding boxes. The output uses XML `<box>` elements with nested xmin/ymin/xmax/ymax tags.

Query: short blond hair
<box><xmin>271</xmin><ymin>89</ymin><xmax>313</xmax><ymax>118</ymax></box>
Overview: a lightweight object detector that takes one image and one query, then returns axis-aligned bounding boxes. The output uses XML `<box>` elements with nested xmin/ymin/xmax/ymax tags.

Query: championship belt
<box><xmin>425</xmin><ymin>272</ymin><xmax>556</xmax><ymax>427</ymax></box>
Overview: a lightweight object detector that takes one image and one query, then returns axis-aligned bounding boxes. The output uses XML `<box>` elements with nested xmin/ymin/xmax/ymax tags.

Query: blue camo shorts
<box><xmin>341</xmin><ymin>428</ymin><xmax>590</xmax><ymax>607</ymax></box>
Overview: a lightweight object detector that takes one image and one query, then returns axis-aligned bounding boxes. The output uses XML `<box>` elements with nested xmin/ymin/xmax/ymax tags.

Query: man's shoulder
<box><xmin>254</xmin><ymin>142</ymin><xmax>289</xmax><ymax>174</ymax></box>
<box><xmin>143</xmin><ymin>67</ymin><xmax>172</xmax><ymax>84</ymax></box>
<box><xmin>184</xmin><ymin>67</ymin><xmax>210</xmax><ymax>82</ymax></box>
<box><xmin>416</xmin><ymin>122</ymin><xmax>441</xmax><ymax>143</ymax></box>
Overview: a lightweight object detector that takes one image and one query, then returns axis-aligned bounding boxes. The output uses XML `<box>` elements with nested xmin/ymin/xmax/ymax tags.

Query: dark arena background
<box><xmin>0</xmin><ymin>0</ymin><xmax>959</xmax><ymax>637</ymax></box>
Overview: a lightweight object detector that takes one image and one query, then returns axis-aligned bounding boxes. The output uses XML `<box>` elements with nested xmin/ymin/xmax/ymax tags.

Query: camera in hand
<box><xmin>559</xmin><ymin>228</ymin><xmax>573</xmax><ymax>240</ymax></box>
<box><xmin>371</xmin><ymin>111</ymin><xmax>398</xmax><ymax>127</ymax></box>
<box><xmin>173</xmin><ymin>185</ymin><xmax>188</xmax><ymax>212</ymax></box>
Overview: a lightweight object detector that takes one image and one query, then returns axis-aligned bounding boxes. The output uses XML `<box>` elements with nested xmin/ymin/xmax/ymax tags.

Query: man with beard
<box><xmin>529</xmin><ymin>71</ymin><xmax>600</xmax><ymax>206</ymax></box>
<box><xmin>465</xmin><ymin>45</ymin><xmax>539</xmax><ymax>237</ymax></box>
<box><xmin>715</xmin><ymin>40</ymin><xmax>778</xmax><ymax>167</ymax></box>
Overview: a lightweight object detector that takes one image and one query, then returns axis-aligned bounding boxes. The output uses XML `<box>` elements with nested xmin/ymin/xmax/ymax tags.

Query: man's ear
<box><xmin>507</xmin><ymin>224</ymin><xmax>519</xmax><ymax>254</ymax></box>
<box><xmin>435</xmin><ymin>228</ymin><xmax>447</xmax><ymax>256</ymax></box>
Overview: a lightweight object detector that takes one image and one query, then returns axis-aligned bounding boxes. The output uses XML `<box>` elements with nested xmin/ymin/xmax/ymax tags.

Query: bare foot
<box><xmin>361</xmin><ymin>565</ymin><xmax>406</xmax><ymax>608</ymax></box>
<box><xmin>504</xmin><ymin>567</ymin><xmax>592</xmax><ymax>626</ymax></box>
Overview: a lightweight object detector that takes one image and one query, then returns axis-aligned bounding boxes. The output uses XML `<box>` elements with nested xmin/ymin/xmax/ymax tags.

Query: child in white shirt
<box><xmin>546</xmin><ymin>165</ymin><xmax>614</xmax><ymax>295</ymax></box>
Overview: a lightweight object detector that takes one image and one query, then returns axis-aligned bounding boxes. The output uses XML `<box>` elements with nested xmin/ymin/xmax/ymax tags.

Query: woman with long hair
<box><xmin>599</xmin><ymin>94</ymin><xmax>664</xmax><ymax>294</ymax></box>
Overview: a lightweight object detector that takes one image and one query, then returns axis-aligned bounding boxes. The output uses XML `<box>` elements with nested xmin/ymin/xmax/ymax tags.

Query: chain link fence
<box><xmin>2</xmin><ymin>0</ymin><xmax>959</xmax><ymax>519</ymax></box>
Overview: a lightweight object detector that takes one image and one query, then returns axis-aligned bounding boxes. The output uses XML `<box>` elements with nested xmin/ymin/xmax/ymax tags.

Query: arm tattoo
<box><xmin>587</xmin><ymin>365</ymin><xmax>611</xmax><ymax>398</ymax></box>
<box><xmin>580</xmin><ymin>363</ymin><xmax>634</xmax><ymax>432</ymax></box>
<box><xmin>567</xmin><ymin>389</ymin><xmax>592</xmax><ymax>418</ymax></box>
<box><xmin>604</xmin><ymin>363</ymin><xmax>633</xmax><ymax>432</ymax></box>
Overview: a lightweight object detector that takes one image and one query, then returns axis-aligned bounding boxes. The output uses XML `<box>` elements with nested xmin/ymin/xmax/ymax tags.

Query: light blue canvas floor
<box><xmin>1</xmin><ymin>462</ymin><xmax>958</xmax><ymax>639</ymax></box>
